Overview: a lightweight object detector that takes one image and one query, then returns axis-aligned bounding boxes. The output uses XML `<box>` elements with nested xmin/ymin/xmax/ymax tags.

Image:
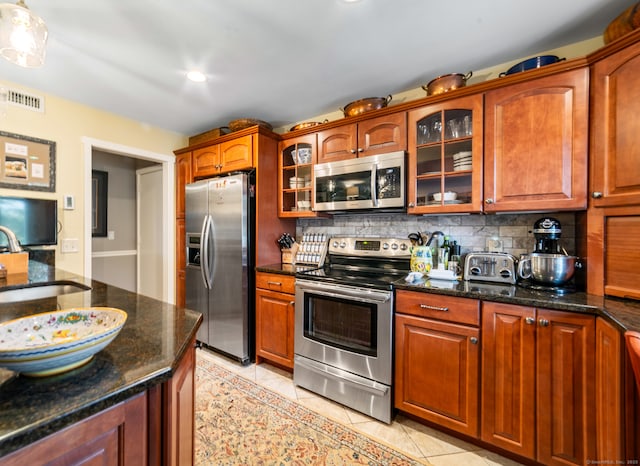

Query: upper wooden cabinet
<box><xmin>407</xmin><ymin>94</ymin><xmax>483</xmax><ymax>214</ymax></box>
<box><xmin>317</xmin><ymin>112</ymin><xmax>406</xmax><ymax>163</ymax></box>
<box><xmin>484</xmin><ymin>68</ymin><xmax>589</xmax><ymax>212</ymax></box>
<box><xmin>278</xmin><ymin>134</ymin><xmax>317</xmax><ymax>217</ymax></box>
<box><xmin>590</xmin><ymin>38</ymin><xmax>640</xmax><ymax>208</ymax></box>
<box><xmin>192</xmin><ymin>134</ymin><xmax>254</xmax><ymax>178</ymax></box>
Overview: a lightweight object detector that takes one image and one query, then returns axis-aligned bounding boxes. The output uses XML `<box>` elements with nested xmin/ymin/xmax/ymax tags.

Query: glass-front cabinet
<box><xmin>278</xmin><ymin>135</ymin><xmax>316</xmax><ymax>217</ymax></box>
<box><xmin>407</xmin><ymin>94</ymin><xmax>483</xmax><ymax>214</ymax></box>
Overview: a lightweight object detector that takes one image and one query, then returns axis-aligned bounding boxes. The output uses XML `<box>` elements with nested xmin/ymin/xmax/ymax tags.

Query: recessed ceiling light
<box><xmin>186</xmin><ymin>70</ymin><xmax>207</xmax><ymax>83</ymax></box>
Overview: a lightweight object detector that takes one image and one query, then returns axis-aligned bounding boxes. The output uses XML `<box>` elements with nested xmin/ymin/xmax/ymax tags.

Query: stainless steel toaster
<box><xmin>463</xmin><ymin>252</ymin><xmax>518</xmax><ymax>284</ymax></box>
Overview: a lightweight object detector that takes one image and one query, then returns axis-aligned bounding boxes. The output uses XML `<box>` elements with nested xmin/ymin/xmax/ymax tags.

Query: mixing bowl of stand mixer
<box><xmin>518</xmin><ymin>217</ymin><xmax>581</xmax><ymax>286</ymax></box>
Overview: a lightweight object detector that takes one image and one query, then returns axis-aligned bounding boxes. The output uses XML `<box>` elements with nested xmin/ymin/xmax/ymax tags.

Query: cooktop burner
<box><xmin>518</xmin><ymin>280</ymin><xmax>577</xmax><ymax>295</ymax></box>
<box><xmin>296</xmin><ymin>236</ymin><xmax>412</xmax><ymax>290</ymax></box>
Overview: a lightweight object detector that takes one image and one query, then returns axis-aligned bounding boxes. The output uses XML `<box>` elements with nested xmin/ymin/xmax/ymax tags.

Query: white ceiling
<box><xmin>0</xmin><ymin>0</ymin><xmax>635</xmax><ymax>136</ymax></box>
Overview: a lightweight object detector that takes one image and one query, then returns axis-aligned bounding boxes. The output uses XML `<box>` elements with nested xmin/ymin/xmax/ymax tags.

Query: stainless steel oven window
<box><xmin>303</xmin><ymin>293</ymin><xmax>377</xmax><ymax>357</ymax></box>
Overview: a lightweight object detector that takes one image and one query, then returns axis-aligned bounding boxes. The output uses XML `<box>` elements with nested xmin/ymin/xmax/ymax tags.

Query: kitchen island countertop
<box><xmin>0</xmin><ymin>261</ymin><xmax>202</xmax><ymax>458</ymax></box>
<box><xmin>257</xmin><ymin>263</ymin><xmax>640</xmax><ymax>332</ymax></box>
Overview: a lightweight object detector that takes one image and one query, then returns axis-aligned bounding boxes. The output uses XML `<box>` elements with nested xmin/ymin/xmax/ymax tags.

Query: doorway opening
<box><xmin>82</xmin><ymin>137</ymin><xmax>175</xmax><ymax>303</ymax></box>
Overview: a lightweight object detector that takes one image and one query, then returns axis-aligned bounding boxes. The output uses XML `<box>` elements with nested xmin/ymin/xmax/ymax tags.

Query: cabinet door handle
<box><xmin>539</xmin><ymin>319</ymin><xmax>550</xmax><ymax>327</ymax></box>
<box><xmin>289</xmin><ymin>301</ymin><xmax>295</xmax><ymax>307</ymax></box>
<box><xmin>350</xmin><ymin>149</ymin><xmax>357</xmax><ymax>154</ymax></box>
<box><xmin>525</xmin><ymin>317</ymin><xmax>535</xmax><ymax>325</ymax></box>
<box><xmin>485</xmin><ymin>198</ymin><xmax>494</xmax><ymax>204</ymax></box>
<box><xmin>408</xmin><ymin>202</ymin><xmax>415</xmax><ymax>208</ymax></box>
<box><xmin>470</xmin><ymin>337</ymin><xmax>479</xmax><ymax>345</ymax></box>
<box><xmin>267</xmin><ymin>281</ymin><xmax>282</xmax><ymax>287</ymax></box>
<box><xmin>419</xmin><ymin>304</ymin><xmax>449</xmax><ymax>312</ymax></box>
<box><xmin>357</xmin><ymin>148</ymin><xmax>364</xmax><ymax>153</ymax></box>
<box><xmin>592</xmin><ymin>191</ymin><xmax>603</xmax><ymax>199</ymax></box>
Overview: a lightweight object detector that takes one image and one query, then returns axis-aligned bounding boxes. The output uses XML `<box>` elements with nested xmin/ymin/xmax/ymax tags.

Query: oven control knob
<box><xmin>390</xmin><ymin>243</ymin><xmax>398</xmax><ymax>250</ymax></box>
<box><xmin>400</xmin><ymin>243</ymin><xmax>408</xmax><ymax>251</ymax></box>
<box><xmin>382</xmin><ymin>242</ymin><xmax>389</xmax><ymax>250</ymax></box>
<box><xmin>340</xmin><ymin>240</ymin><xmax>347</xmax><ymax>248</ymax></box>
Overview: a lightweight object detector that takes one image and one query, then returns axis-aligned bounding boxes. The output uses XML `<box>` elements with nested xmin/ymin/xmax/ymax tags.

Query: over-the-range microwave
<box><xmin>313</xmin><ymin>151</ymin><xmax>405</xmax><ymax>212</ymax></box>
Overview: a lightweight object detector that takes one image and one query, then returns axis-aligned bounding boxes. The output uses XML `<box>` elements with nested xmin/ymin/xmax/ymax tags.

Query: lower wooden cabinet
<box><xmin>481</xmin><ymin>301</ymin><xmax>596</xmax><ymax>466</ymax></box>
<box><xmin>255</xmin><ymin>272</ymin><xmax>296</xmax><ymax>369</ymax></box>
<box><xmin>0</xmin><ymin>341</ymin><xmax>197</xmax><ymax>466</ymax></box>
<box><xmin>395</xmin><ymin>291</ymin><xmax>480</xmax><ymax>437</ymax></box>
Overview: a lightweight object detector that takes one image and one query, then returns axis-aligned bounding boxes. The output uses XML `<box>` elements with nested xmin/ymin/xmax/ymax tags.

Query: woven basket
<box><xmin>228</xmin><ymin>118</ymin><xmax>273</xmax><ymax>132</ymax></box>
<box><xmin>188</xmin><ymin>127</ymin><xmax>230</xmax><ymax>145</ymax></box>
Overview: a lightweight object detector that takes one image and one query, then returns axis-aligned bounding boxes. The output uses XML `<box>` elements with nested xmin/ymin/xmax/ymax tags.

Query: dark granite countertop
<box><xmin>256</xmin><ymin>263</ymin><xmax>317</xmax><ymax>275</ymax></box>
<box><xmin>0</xmin><ymin>261</ymin><xmax>202</xmax><ymax>457</ymax></box>
<box><xmin>256</xmin><ymin>263</ymin><xmax>640</xmax><ymax>332</ymax></box>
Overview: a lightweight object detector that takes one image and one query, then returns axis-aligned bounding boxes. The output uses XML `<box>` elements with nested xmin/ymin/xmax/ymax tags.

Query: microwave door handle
<box><xmin>371</xmin><ymin>163</ymin><xmax>378</xmax><ymax>207</ymax></box>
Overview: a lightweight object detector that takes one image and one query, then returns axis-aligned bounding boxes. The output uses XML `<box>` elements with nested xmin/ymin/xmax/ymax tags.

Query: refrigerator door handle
<box><xmin>200</xmin><ymin>215</ymin><xmax>212</xmax><ymax>289</ymax></box>
<box><xmin>206</xmin><ymin>214</ymin><xmax>215</xmax><ymax>287</ymax></box>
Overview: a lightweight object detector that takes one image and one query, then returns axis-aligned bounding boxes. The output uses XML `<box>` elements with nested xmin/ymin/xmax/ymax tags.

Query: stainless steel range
<box><xmin>294</xmin><ymin>236</ymin><xmax>412</xmax><ymax>423</ymax></box>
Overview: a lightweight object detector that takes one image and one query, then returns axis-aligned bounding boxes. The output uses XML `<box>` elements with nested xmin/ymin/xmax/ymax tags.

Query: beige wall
<box><xmin>0</xmin><ymin>81</ymin><xmax>187</xmax><ymax>276</ymax></box>
<box><xmin>274</xmin><ymin>36</ymin><xmax>605</xmax><ymax>133</ymax></box>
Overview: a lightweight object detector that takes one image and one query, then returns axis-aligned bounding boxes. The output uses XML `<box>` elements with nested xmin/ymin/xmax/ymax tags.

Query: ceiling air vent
<box><xmin>5</xmin><ymin>88</ymin><xmax>45</xmax><ymax>112</ymax></box>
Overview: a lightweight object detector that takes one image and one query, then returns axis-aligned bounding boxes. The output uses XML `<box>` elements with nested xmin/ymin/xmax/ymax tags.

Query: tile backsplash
<box><xmin>297</xmin><ymin>212</ymin><xmax>577</xmax><ymax>258</ymax></box>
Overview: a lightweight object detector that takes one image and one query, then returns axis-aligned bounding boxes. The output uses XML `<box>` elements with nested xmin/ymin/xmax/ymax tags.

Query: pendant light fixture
<box><xmin>0</xmin><ymin>0</ymin><xmax>47</xmax><ymax>68</ymax></box>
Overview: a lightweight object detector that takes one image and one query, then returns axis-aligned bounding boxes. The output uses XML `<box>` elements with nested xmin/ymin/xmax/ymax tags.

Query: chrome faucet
<box><xmin>0</xmin><ymin>226</ymin><xmax>23</xmax><ymax>253</ymax></box>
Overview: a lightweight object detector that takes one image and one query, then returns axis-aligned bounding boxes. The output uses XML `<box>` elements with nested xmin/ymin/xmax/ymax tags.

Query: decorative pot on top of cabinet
<box><xmin>483</xmin><ymin>67</ymin><xmax>589</xmax><ymax>212</ymax></box>
<box><xmin>317</xmin><ymin>112</ymin><xmax>406</xmax><ymax>163</ymax></box>
<box><xmin>407</xmin><ymin>93</ymin><xmax>483</xmax><ymax>214</ymax></box>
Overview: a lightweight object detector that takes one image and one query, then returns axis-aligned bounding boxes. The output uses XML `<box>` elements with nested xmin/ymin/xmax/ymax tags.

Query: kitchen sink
<box><xmin>0</xmin><ymin>281</ymin><xmax>91</xmax><ymax>303</ymax></box>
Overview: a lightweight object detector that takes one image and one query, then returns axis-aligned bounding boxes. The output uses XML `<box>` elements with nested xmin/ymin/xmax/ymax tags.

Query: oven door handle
<box><xmin>296</xmin><ymin>281</ymin><xmax>391</xmax><ymax>304</ymax></box>
<box><xmin>294</xmin><ymin>356</ymin><xmax>389</xmax><ymax>397</ymax></box>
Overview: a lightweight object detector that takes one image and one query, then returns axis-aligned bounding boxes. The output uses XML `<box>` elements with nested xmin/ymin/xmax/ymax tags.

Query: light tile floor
<box><xmin>197</xmin><ymin>348</ymin><xmax>524</xmax><ymax>466</ymax></box>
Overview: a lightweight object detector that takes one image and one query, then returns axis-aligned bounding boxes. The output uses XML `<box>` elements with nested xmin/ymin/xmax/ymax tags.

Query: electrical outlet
<box><xmin>108</xmin><ymin>231</ymin><xmax>115</xmax><ymax>240</ymax></box>
<box><xmin>61</xmin><ymin>238</ymin><xmax>79</xmax><ymax>253</ymax></box>
<box><xmin>486</xmin><ymin>238</ymin><xmax>503</xmax><ymax>252</ymax></box>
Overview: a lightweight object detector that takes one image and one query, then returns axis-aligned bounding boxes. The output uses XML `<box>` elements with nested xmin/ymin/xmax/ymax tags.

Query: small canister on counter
<box><xmin>410</xmin><ymin>246</ymin><xmax>432</xmax><ymax>273</ymax></box>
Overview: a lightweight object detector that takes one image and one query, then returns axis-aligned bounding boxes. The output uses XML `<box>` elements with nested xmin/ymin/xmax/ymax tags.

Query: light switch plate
<box><xmin>61</xmin><ymin>238</ymin><xmax>79</xmax><ymax>253</ymax></box>
<box><xmin>63</xmin><ymin>195</ymin><xmax>75</xmax><ymax>210</ymax></box>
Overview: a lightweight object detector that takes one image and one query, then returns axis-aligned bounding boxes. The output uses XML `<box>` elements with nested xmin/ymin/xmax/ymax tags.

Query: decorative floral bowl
<box><xmin>0</xmin><ymin>307</ymin><xmax>127</xmax><ymax>377</ymax></box>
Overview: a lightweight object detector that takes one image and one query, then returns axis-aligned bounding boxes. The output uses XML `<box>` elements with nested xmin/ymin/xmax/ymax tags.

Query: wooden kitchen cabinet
<box><xmin>175</xmin><ymin>151</ymin><xmax>191</xmax><ymax>307</ymax></box>
<box><xmin>192</xmin><ymin>134</ymin><xmax>254</xmax><ymax>179</ymax></box>
<box><xmin>255</xmin><ymin>272</ymin><xmax>296</xmax><ymax>369</ymax></box>
<box><xmin>1</xmin><ymin>340</ymin><xmax>197</xmax><ymax>466</ymax></box>
<box><xmin>595</xmin><ymin>317</ymin><xmax>625</xmax><ymax>463</ymax></box>
<box><xmin>590</xmin><ymin>36</ymin><xmax>640</xmax><ymax>208</ymax></box>
<box><xmin>395</xmin><ymin>291</ymin><xmax>480</xmax><ymax>437</ymax></box>
<box><xmin>584</xmin><ymin>33</ymin><xmax>640</xmax><ymax>299</ymax></box>
<box><xmin>0</xmin><ymin>393</ymin><xmax>147</xmax><ymax>466</ymax></box>
<box><xmin>278</xmin><ymin>134</ymin><xmax>317</xmax><ymax>217</ymax></box>
<box><xmin>407</xmin><ymin>94</ymin><xmax>483</xmax><ymax>214</ymax></box>
<box><xmin>483</xmin><ymin>67</ymin><xmax>589</xmax><ymax>212</ymax></box>
<box><xmin>316</xmin><ymin>112</ymin><xmax>406</xmax><ymax>163</ymax></box>
<box><xmin>481</xmin><ymin>301</ymin><xmax>596</xmax><ymax>465</ymax></box>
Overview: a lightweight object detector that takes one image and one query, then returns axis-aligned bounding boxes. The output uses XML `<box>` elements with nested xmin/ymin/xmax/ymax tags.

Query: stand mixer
<box><xmin>518</xmin><ymin>217</ymin><xmax>581</xmax><ymax>293</ymax></box>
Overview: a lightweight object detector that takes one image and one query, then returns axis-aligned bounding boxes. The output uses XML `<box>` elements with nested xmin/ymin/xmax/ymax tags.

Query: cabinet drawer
<box><xmin>256</xmin><ymin>272</ymin><xmax>296</xmax><ymax>294</ymax></box>
<box><xmin>396</xmin><ymin>290</ymin><xmax>480</xmax><ymax>326</ymax></box>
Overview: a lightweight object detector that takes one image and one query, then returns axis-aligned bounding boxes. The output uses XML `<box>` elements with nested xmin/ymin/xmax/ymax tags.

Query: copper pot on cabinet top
<box><xmin>422</xmin><ymin>72</ymin><xmax>472</xmax><ymax>96</ymax></box>
<box><xmin>341</xmin><ymin>95</ymin><xmax>392</xmax><ymax>117</ymax></box>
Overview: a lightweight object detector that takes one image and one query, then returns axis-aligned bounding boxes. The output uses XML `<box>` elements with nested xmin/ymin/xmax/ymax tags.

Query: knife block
<box><xmin>0</xmin><ymin>252</ymin><xmax>28</xmax><ymax>275</ymax></box>
<box><xmin>281</xmin><ymin>243</ymin><xmax>299</xmax><ymax>264</ymax></box>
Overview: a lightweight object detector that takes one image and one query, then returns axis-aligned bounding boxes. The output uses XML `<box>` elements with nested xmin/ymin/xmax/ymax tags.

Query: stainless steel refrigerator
<box><xmin>185</xmin><ymin>172</ymin><xmax>255</xmax><ymax>364</ymax></box>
